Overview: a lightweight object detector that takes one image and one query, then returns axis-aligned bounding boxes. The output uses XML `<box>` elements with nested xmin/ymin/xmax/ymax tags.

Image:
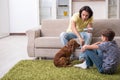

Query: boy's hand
<box><xmin>80</xmin><ymin>45</ymin><xmax>87</xmax><ymax>52</ymax></box>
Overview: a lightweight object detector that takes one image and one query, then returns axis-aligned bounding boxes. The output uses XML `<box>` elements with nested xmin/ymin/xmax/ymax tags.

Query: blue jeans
<box><xmin>60</xmin><ymin>32</ymin><xmax>92</xmax><ymax>59</ymax></box>
<box><xmin>85</xmin><ymin>49</ymin><xmax>104</xmax><ymax>73</ymax></box>
<box><xmin>60</xmin><ymin>32</ymin><xmax>92</xmax><ymax>46</ymax></box>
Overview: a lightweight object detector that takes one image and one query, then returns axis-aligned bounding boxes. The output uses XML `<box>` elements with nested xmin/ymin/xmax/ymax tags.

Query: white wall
<box><xmin>9</xmin><ymin>0</ymin><xmax>39</xmax><ymax>33</ymax></box>
<box><xmin>8</xmin><ymin>0</ymin><xmax>111</xmax><ymax>33</ymax></box>
<box><xmin>0</xmin><ymin>0</ymin><xmax>10</xmax><ymax>37</ymax></box>
<box><xmin>72</xmin><ymin>1</ymin><xmax>107</xmax><ymax>19</ymax></box>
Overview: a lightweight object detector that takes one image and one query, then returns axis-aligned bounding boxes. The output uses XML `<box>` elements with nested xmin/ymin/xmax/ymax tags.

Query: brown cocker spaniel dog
<box><xmin>54</xmin><ymin>39</ymin><xmax>80</xmax><ymax>67</ymax></box>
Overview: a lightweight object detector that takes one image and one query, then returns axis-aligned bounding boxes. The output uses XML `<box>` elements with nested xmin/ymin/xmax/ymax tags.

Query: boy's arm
<box><xmin>85</xmin><ymin>44</ymin><xmax>99</xmax><ymax>49</ymax></box>
<box><xmin>92</xmin><ymin>41</ymin><xmax>102</xmax><ymax>45</ymax></box>
<box><xmin>85</xmin><ymin>41</ymin><xmax>102</xmax><ymax>49</ymax></box>
<box><xmin>81</xmin><ymin>44</ymin><xmax>99</xmax><ymax>52</ymax></box>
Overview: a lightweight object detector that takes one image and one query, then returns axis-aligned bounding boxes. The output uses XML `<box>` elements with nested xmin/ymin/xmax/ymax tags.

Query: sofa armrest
<box><xmin>26</xmin><ymin>26</ymin><xmax>41</xmax><ymax>57</ymax></box>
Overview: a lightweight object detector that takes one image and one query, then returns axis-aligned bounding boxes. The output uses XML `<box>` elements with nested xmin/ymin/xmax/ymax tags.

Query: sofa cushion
<box><xmin>92</xmin><ymin>37</ymin><xmax>101</xmax><ymax>44</ymax></box>
<box><xmin>114</xmin><ymin>37</ymin><xmax>120</xmax><ymax>47</ymax></box>
<box><xmin>35</xmin><ymin>37</ymin><xmax>63</xmax><ymax>48</ymax></box>
<box><xmin>93</xmin><ymin>19</ymin><xmax>120</xmax><ymax>37</ymax></box>
<box><xmin>35</xmin><ymin>37</ymin><xmax>120</xmax><ymax>48</ymax></box>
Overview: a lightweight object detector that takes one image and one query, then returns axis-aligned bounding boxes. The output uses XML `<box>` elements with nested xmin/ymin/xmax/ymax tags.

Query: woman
<box><xmin>60</xmin><ymin>6</ymin><xmax>93</xmax><ymax>60</ymax></box>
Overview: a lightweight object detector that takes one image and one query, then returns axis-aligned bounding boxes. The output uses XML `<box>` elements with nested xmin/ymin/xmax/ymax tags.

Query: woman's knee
<box><xmin>87</xmin><ymin>33</ymin><xmax>92</xmax><ymax>38</ymax></box>
<box><xmin>60</xmin><ymin>32</ymin><xmax>66</xmax><ymax>38</ymax></box>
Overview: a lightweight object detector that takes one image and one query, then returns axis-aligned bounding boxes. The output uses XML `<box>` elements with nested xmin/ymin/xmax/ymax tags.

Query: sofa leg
<box><xmin>39</xmin><ymin>57</ymin><xmax>42</xmax><ymax>60</ymax></box>
<box><xmin>34</xmin><ymin>57</ymin><xmax>53</xmax><ymax>60</ymax></box>
<box><xmin>34</xmin><ymin>57</ymin><xmax>40</xmax><ymax>60</ymax></box>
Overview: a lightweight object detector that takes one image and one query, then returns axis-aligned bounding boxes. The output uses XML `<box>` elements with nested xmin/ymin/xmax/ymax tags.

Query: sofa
<box><xmin>26</xmin><ymin>19</ymin><xmax>120</xmax><ymax>59</ymax></box>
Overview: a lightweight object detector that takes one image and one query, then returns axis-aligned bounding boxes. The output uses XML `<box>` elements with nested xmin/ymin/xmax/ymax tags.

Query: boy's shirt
<box><xmin>98</xmin><ymin>40</ymin><xmax>120</xmax><ymax>72</ymax></box>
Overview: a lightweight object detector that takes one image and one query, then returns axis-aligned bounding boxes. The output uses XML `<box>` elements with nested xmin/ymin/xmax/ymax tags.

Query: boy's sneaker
<box><xmin>74</xmin><ymin>61</ymin><xmax>87</xmax><ymax>69</ymax></box>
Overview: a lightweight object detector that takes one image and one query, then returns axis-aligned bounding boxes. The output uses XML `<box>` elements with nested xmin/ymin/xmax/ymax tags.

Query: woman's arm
<box><xmin>87</xmin><ymin>23</ymin><xmax>92</xmax><ymax>28</ymax></box>
<box><xmin>71</xmin><ymin>20</ymin><xmax>84</xmax><ymax>45</ymax></box>
<box><xmin>87</xmin><ymin>23</ymin><xmax>93</xmax><ymax>33</ymax></box>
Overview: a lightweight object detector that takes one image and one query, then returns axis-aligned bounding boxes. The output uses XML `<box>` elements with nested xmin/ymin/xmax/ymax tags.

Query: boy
<box><xmin>74</xmin><ymin>28</ymin><xmax>120</xmax><ymax>74</ymax></box>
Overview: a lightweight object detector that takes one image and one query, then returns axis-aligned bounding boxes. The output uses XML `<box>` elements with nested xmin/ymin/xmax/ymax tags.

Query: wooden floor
<box><xmin>0</xmin><ymin>35</ymin><xmax>33</xmax><ymax>78</ymax></box>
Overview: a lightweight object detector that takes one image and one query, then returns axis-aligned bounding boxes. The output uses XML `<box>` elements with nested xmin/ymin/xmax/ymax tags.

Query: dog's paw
<box><xmin>67</xmin><ymin>64</ymin><xmax>72</xmax><ymax>67</ymax></box>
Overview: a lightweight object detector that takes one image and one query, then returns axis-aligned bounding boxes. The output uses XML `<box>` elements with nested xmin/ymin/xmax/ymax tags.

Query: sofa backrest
<box><xmin>93</xmin><ymin>19</ymin><xmax>120</xmax><ymax>37</ymax></box>
<box><xmin>41</xmin><ymin>19</ymin><xmax>69</xmax><ymax>37</ymax></box>
<box><xmin>41</xmin><ymin>19</ymin><xmax>120</xmax><ymax>37</ymax></box>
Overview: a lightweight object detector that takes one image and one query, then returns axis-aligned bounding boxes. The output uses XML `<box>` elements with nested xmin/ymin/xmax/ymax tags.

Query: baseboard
<box><xmin>10</xmin><ymin>33</ymin><xmax>26</xmax><ymax>35</ymax></box>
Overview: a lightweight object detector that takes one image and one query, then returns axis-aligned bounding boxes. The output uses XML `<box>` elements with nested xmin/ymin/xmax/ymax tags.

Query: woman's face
<box><xmin>81</xmin><ymin>10</ymin><xmax>89</xmax><ymax>21</ymax></box>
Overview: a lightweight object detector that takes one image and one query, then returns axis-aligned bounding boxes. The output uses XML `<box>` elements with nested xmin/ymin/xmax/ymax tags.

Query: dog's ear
<box><xmin>71</xmin><ymin>45</ymin><xmax>75</xmax><ymax>52</ymax></box>
<box><xmin>69</xmin><ymin>39</ymin><xmax>80</xmax><ymax>52</ymax></box>
<box><xmin>67</xmin><ymin>40</ymin><xmax>73</xmax><ymax>47</ymax></box>
<box><xmin>74</xmin><ymin>40</ymin><xmax>80</xmax><ymax>48</ymax></box>
<box><xmin>70</xmin><ymin>40</ymin><xmax>76</xmax><ymax>52</ymax></box>
<box><xmin>66</xmin><ymin>40</ymin><xmax>71</xmax><ymax>47</ymax></box>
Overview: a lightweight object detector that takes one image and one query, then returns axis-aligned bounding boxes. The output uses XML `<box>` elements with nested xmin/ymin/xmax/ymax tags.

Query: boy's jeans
<box><xmin>85</xmin><ymin>49</ymin><xmax>104</xmax><ymax>73</ymax></box>
<box><xmin>60</xmin><ymin>32</ymin><xmax>92</xmax><ymax>60</ymax></box>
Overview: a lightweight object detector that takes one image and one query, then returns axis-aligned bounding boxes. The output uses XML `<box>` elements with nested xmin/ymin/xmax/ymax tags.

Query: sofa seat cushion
<box><xmin>35</xmin><ymin>37</ymin><xmax>63</xmax><ymax>48</ymax></box>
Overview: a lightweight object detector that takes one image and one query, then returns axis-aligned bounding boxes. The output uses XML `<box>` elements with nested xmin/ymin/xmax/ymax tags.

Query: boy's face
<box><xmin>81</xmin><ymin>10</ymin><xmax>89</xmax><ymax>21</ymax></box>
<box><xmin>101</xmin><ymin>35</ymin><xmax>108</xmax><ymax>41</ymax></box>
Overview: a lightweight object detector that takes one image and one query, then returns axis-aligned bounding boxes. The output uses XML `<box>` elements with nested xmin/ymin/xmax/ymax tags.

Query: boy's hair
<box><xmin>101</xmin><ymin>28</ymin><xmax>115</xmax><ymax>41</ymax></box>
<box><xmin>79</xmin><ymin>6</ymin><xmax>93</xmax><ymax>19</ymax></box>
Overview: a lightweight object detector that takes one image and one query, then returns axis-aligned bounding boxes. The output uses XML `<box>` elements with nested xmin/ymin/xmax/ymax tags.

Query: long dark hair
<box><xmin>79</xmin><ymin>6</ymin><xmax>93</xmax><ymax>19</ymax></box>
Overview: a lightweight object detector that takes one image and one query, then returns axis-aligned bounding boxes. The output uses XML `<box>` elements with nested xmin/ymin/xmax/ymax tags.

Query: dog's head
<box><xmin>67</xmin><ymin>39</ymin><xmax>80</xmax><ymax>52</ymax></box>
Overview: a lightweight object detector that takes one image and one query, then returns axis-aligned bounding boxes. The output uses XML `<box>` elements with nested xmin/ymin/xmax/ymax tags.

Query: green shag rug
<box><xmin>1</xmin><ymin>60</ymin><xmax>120</xmax><ymax>80</ymax></box>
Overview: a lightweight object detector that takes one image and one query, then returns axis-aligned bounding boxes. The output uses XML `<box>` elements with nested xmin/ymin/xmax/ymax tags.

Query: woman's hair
<box><xmin>101</xmin><ymin>28</ymin><xmax>115</xmax><ymax>41</ymax></box>
<box><xmin>79</xmin><ymin>6</ymin><xmax>93</xmax><ymax>19</ymax></box>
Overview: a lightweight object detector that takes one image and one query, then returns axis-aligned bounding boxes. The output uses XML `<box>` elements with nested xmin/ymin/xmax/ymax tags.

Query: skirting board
<box><xmin>72</xmin><ymin>0</ymin><xmax>105</xmax><ymax>2</ymax></box>
<box><xmin>10</xmin><ymin>33</ymin><xmax>26</xmax><ymax>35</ymax></box>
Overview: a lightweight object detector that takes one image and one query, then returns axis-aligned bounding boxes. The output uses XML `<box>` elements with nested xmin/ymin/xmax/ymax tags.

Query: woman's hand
<box><xmin>87</xmin><ymin>23</ymin><xmax>93</xmax><ymax>33</ymax></box>
<box><xmin>87</xmin><ymin>29</ymin><xmax>93</xmax><ymax>33</ymax></box>
<box><xmin>79</xmin><ymin>38</ymin><xmax>84</xmax><ymax>46</ymax></box>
